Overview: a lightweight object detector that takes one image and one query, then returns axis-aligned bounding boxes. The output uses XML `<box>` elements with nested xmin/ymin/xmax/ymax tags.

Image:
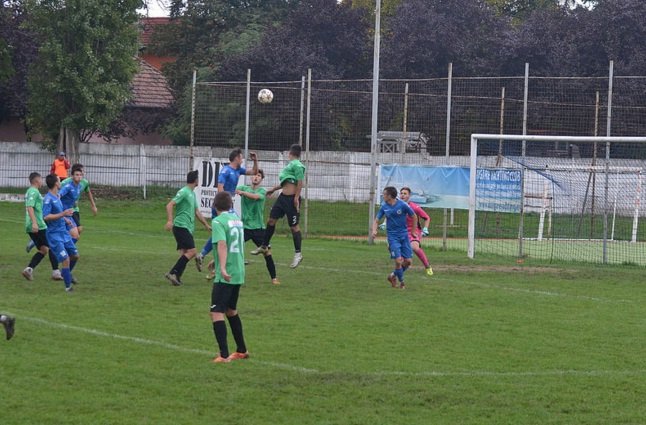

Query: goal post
<box><xmin>468</xmin><ymin>134</ymin><xmax>646</xmax><ymax>265</ymax></box>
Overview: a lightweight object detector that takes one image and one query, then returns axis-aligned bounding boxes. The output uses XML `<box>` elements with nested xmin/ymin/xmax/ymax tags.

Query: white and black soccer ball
<box><xmin>258</xmin><ymin>89</ymin><xmax>274</xmax><ymax>104</ymax></box>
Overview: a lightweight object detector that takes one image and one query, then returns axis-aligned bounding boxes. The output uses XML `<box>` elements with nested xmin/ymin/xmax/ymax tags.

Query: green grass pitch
<box><xmin>1</xmin><ymin>199</ymin><xmax>645</xmax><ymax>424</ymax></box>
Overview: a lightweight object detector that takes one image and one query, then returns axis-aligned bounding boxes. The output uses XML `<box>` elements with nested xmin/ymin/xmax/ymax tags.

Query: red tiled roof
<box><xmin>130</xmin><ymin>59</ymin><xmax>174</xmax><ymax>109</ymax></box>
<box><xmin>139</xmin><ymin>17</ymin><xmax>172</xmax><ymax>47</ymax></box>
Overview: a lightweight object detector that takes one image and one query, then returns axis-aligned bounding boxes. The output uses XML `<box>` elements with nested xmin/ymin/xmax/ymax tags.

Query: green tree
<box><xmin>25</xmin><ymin>0</ymin><xmax>142</xmax><ymax>159</ymax></box>
<box><xmin>485</xmin><ymin>0</ymin><xmax>561</xmax><ymax>22</ymax></box>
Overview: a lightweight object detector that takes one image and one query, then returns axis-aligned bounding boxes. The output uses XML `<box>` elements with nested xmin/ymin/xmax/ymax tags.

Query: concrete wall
<box><xmin>1</xmin><ymin>142</ymin><xmax>644</xmax><ymax>213</ymax></box>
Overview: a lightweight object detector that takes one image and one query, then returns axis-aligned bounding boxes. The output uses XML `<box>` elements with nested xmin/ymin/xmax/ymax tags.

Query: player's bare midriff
<box><xmin>280</xmin><ymin>181</ymin><xmax>298</xmax><ymax>196</ymax></box>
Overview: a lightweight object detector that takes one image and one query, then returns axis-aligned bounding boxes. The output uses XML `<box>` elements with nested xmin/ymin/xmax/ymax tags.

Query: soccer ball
<box><xmin>258</xmin><ymin>89</ymin><xmax>274</xmax><ymax>104</ymax></box>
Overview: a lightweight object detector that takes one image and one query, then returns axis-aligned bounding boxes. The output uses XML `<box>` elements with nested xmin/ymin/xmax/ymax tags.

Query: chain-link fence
<box><xmin>3</xmin><ymin>63</ymin><xmax>646</xmax><ymax>264</ymax></box>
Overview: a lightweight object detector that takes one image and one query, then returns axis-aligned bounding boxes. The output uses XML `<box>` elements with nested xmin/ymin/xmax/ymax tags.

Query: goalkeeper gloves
<box><xmin>422</xmin><ymin>227</ymin><xmax>429</xmax><ymax>236</ymax></box>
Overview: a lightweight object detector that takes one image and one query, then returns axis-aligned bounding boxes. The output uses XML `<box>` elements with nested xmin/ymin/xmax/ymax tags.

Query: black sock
<box><xmin>70</xmin><ymin>259</ymin><xmax>77</xmax><ymax>271</ymax></box>
<box><xmin>213</xmin><ymin>320</ymin><xmax>229</xmax><ymax>358</ymax></box>
<box><xmin>28</xmin><ymin>252</ymin><xmax>45</xmax><ymax>269</ymax></box>
<box><xmin>262</xmin><ymin>224</ymin><xmax>275</xmax><ymax>247</ymax></box>
<box><xmin>292</xmin><ymin>231</ymin><xmax>302</xmax><ymax>253</ymax></box>
<box><xmin>171</xmin><ymin>255</ymin><xmax>190</xmax><ymax>278</ymax></box>
<box><xmin>264</xmin><ymin>255</ymin><xmax>277</xmax><ymax>279</ymax></box>
<box><xmin>227</xmin><ymin>314</ymin><xmax>247</xmax><ymax>353</ymax></box>
<box><xmin>48</xmin><ymin>250</ymin><xmax>59</xmax><ymax>270</ymax></box>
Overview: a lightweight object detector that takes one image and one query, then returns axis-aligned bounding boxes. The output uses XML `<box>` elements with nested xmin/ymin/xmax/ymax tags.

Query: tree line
<box><xmin>2</xmin><ymin>0</ymin><xmax>645</xmax><ymax>148</ymax></box>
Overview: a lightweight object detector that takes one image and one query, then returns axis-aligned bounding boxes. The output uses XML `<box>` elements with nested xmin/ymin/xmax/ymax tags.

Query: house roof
<box><xmin>139</xmin><ymin>17</ymin><xmax>172</xmax><ymax>47</ymax></box>
<box><xmin>130</xmin><ymin>59</ymin><xmax>174</xmax><ymax>109</ymax></box>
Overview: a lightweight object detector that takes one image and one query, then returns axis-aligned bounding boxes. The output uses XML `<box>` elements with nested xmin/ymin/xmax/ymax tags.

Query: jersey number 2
<box><xmin>229</xmin><ymin>227</ymin><xmax>243</xmax><ymax>253</ymax></box>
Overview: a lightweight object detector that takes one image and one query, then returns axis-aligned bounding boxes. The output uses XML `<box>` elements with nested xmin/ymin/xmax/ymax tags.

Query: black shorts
<box><xmin>269</xmin><ymin>194</ymin><xmax>300</xmax><ymax>227</ymax></box>
<box><xmin>172</xmin><ymin>226</ymin><xmax>195</xmax><ymax>250</ymax></box>
<box><xmin>210</xmin><ymin>283</ymin><xmax>241</xmax><ymax>313</ymax></box>
<box><xmin>244</xmin><ymin>228</ymin><xmax>266</xmax><ymax>247</ymax></box>
<box><xmin>28</xmin><ymin>230</ymin><xmax>49</xmax><ymax>249</ymax></box>
<box><xmin>72</xmin><ymin>211</ymin><xmax>81</xmax><ymax>227</ymax></box>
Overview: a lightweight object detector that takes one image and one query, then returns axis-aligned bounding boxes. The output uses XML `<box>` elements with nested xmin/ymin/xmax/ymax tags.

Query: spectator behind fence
<box><xmin>50</xmin><ymin>152</ymin><xmax>70</xmax><ymax>179</ymax></box>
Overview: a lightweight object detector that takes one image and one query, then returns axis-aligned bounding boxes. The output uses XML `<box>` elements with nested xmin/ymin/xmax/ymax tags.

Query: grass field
<box><xmin>1</xmin><ymin>199</ymin><xmax>646</xmax><ymax>424</ymax></box>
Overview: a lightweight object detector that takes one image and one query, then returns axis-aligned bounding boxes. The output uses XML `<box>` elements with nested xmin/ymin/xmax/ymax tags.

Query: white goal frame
<box><xmin>468</xmin><ymin>134</ymin><xmax>646</xmax><ymax>263</ymax></box>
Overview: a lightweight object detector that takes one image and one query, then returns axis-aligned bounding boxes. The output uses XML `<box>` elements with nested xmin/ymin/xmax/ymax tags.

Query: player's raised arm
<box><xmin>165</xmin><ymin>200</ymin><xmax>176</xmax><ymax>231</ymax></box>
<box><xmin>245</xmin><ymin>151</ymin><xmax>258</xmax><ymax>176</ymax></box>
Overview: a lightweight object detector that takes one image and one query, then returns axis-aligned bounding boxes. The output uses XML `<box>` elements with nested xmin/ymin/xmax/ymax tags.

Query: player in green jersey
<box><xmin>209</xmin><ymin>191</ymin><xmax>249</xmax><ymax>363</ymax></box>
<box><xmin>21</xmin><ymin>172</ymin><xmax>60</xmax><ymax>281</ymax></box>
<box><xmin>164</xmin><ymin>170</ymin><xmax>211</xmax><ymax>286</ymax></box>
<box><xmin>236</xmin><ymin>169</ymin><xmax>279</xmax><ymax>285</ymax></box>
<box><xmin>61</xmin><ymin>164</ymin><xmax>98</xmax><ymax>235</ymax></box>
<box><xmin>251</xmin><ymin>144</ymin><xmax>306</xmax><ymax>269</ymax></box>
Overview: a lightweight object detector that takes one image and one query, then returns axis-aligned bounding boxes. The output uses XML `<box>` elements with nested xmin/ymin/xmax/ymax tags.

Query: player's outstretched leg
<box><xmin>0</xmin><ymin>314</ymin><xmax>16</xmax><ymax>340</ymax></box>
<box><xmin>289</xmin><ymin>225</ymin><xmax>303</xmax><ymax>269</ymax></box>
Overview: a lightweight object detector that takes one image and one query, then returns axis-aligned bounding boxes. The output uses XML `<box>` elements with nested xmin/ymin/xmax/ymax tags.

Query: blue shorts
<box><xmin>387</xmin><ymin>234</ymin><xmax>412</xmax><ymax>260</ymax></box>
<box><xmin>47</xmin><ymin>232</ymin><xmax>78</xmax><ymax>262</ymax></box>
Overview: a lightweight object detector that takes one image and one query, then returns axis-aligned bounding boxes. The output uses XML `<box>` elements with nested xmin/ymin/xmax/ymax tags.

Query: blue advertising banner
<box><xmin>378</xmin><ymin>165</ymin><xmax>521</xmax><ymax>212</ymax></box>
<box><xmin>475</xmin><ymin>168</ymin><xmax>522</xmax><ymax>213</ymax></box>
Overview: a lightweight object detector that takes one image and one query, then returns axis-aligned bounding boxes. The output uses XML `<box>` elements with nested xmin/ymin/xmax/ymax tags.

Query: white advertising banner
<box><xmin>193</xmin><ymin>157</ymin><xmax>242</xmax><ymax>219</ymax></box>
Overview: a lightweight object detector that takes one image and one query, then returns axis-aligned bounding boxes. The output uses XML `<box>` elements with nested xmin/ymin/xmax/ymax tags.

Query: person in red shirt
<box><xmin>50</xmin><ymin>152</ymin><xmax>70</xmax><ymax>179</ymax></box>
<box><xmin>400</xmin><ymin>187</ymin><xmax>434</xmax><ymax>277</ymax></box>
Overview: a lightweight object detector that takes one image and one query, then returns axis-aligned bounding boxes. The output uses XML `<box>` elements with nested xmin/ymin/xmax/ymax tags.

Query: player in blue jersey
<box><xmin>196</xmin><ymin>148</ymin><xmax>258</xmax><ymax>271</ymax></box>
<box><xmin>42</xmin><ymin>174</ymin><xmax>79</xmax><ymax>292</ymax></box>
<box><xmin>58</xmin><ymin>164</ymin><xmax>84</xmax><ymax>242</ymax></box>
<box><xmin>372</xmin><ymin>186</ymin><xmax>417</xmax><ymax>289</ymax></box>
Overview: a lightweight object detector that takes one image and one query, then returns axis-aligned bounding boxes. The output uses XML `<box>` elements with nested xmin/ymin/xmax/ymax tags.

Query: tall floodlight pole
<box><xmin>368</xmin><ymin>0</ymin><xmax>382</xmax><ymax>244</ymax></box>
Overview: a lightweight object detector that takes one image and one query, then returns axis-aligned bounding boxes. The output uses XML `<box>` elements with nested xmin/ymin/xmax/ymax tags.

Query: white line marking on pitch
<box><xmin>21</xmin><ymin>316</ymin><xmax>319</xmax><ymax>374</ymax></box>
<box><xmin>11</xmin><ymin>315</ymin><xmax>646</xmax><ymax>379</ymax></box>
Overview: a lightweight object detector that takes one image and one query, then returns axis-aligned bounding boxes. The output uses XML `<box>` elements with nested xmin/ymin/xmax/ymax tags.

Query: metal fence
<box><xmin>2</xmin><ymin>62</ymin><xmax>646</xmax><ymax>264</ymax></box>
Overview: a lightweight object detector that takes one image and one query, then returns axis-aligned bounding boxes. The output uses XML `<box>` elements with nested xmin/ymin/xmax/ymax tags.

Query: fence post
<box><xmin>299</xmin><ymin>76</ymin><xmax>306</xmax><ymax>146</ymax></box>
<box><xmin>303</xmin><ymin>68</ymin><xmax>312</xmax><ymax>238</ymax></box>
<box><xmin>603</xmin><ymin>60</ymin><xmax>614</xmax><ymax>264</ymax></box>
<box><xmin>518</xmin><ymin>62</ymin><xmax>530</xmax><ymax>259</ymax></box>
<box><xmin>140</xmin><ymin>144</ymin><xmax>147</xmax><ymax>200</ymax></box>
<box><xmin>244</xmin><ymin>69</ymin><xmax>251</xmax><ymax>164</ymax></box>
<box><xmin>442</xmin><ymin>62</ymin><xmax>453</xmax><ymax>251</ymax></box>
<box><xmin>401</xmin><ymin>82</ymin><xmax>409</xmax><ymax>163</ymax></box>
<box><xmin>368</xmin><ymin>0</ymin><xmax>382</xmax><ymax>244</ymax></box>
<box><xmin>189</xmin><ymin>69</ymin><xmax>197</xmax><ymax>171</ymax></box>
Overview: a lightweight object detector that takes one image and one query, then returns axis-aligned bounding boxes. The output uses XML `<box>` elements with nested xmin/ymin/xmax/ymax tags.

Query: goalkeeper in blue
<box><xmin>372</xmin><ymin>186</ymin><xmax>417</xmax><ymax>289</ymax></box>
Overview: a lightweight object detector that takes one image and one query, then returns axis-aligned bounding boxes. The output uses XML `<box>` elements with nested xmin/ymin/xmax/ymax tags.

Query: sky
<box><xmin>140</xmin><ymin>0</ymin><xmax>170</xmax><ymax>17</ymax></box>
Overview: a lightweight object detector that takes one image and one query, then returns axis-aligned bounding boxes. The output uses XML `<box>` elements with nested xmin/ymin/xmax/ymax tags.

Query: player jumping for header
<box><xmin>196</xmin><ymin>148</ymin><xmax>258</xmax><ymax>271</ymax></box>
<box><xmin>372</xmin><ymin>186</ymin><xmax>417</xmax><ymax>289</ymax></box>
<box><xmin>399</xmin><ymin>187</ymin><xmax>434</xmax><ymax>277</ymax></box>
<box><xmin>251</xmin><ymin>144</ymin><xmax>305</xmax><ymax>269</ymax></box>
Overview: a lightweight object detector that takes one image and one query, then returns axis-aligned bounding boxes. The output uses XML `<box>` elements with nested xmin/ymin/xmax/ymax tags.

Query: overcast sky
<box><xmin>140</xmin><ymin>0</ymin><xmax>169</xmax><ymax>17</ymax></box>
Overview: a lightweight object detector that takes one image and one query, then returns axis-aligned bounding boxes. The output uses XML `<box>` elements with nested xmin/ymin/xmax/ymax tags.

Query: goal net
<box><xmin>468</xmin><ymin>134</ymin><xmax>646</xmax><ymax>265</ymax></box>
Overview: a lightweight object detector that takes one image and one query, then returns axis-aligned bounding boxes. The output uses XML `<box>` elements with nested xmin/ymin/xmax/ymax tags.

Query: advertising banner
<box><xmin>378</xmin><ymin>165</ymin><xmax>521</xmax><ymax>212</ymax></box>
